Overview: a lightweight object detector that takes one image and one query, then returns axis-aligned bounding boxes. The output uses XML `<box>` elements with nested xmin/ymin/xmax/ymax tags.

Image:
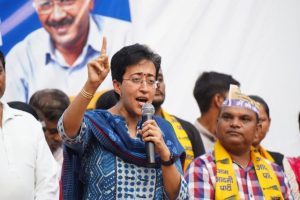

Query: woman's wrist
<box><xmin>160</xmin><ymin>152</ymin><xmax>175</xmax><ymax>166</ymax></box>
<box><xmin>80</xmin><ymin>88</ymin><xmax>94</xmax><ymax>99</ymax></box>
<box><xmin>160</xmin><ymin>150</ymin><xmax>171</xmax><ymax>162</ymax></box>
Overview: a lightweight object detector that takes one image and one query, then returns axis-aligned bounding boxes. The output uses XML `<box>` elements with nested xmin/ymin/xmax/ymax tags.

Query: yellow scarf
<box><xmin>161</xmin><ymin>109</ymin><xmax>194</xmax><ymax>171</ymax></box>
<box><xmin>215</xmin><ymin>140</ymin><xmax>283</xmax><ymax>199</ymax></box>
<box><xmin>257</xmin><ymin>145</ymin><xmax>275</xmax><ymax>163</ymax></box>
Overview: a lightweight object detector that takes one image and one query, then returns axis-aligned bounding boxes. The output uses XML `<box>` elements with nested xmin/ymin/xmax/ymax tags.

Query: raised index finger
<box><xmin>101</xmin><ymin>36</ymin><xmax>107</xmax><ymax>55</ymax></box>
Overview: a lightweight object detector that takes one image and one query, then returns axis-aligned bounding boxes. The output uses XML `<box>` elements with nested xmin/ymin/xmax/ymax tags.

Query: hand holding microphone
<box><xmin>141</xmin><ymin>103</ymin><xmax>171</xmax><ymax>166</ymax></box>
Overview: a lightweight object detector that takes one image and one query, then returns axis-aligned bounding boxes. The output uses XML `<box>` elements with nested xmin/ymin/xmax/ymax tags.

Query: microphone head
<box><xmin>142</xmin><ymin>103</ymin><xmax>155</xmax><ymax>115</ymax></box>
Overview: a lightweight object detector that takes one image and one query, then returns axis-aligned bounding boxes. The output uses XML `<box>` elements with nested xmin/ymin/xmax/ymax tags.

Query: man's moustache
<box><xmin>46</xmin><ymin>17</ymin><xmax>74</xmax><ymax>28</ymax></box>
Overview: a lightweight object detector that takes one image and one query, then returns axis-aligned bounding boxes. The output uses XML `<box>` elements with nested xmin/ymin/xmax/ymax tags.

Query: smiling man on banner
<box><xmin>3</xmin><ymin>0</ymin><xmax>132</xmax><ymax>103</ymax></box>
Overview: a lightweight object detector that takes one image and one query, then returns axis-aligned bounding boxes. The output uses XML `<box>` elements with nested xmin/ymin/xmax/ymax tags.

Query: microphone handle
<box><xmin>142</xmin><ymin>114</ymin><xmax>155</xmax><ymax>164</ymax></box>
<box><xmin>146</xmin><ymin>142</ymin><xmax>155</xmax><ymax>164</ymax></box>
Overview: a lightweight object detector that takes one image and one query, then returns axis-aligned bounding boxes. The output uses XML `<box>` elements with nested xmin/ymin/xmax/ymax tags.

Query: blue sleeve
<box><xmin>57</xmin><ymin>114</ymin><xmax>92</xmax><ymax>155</ymax></box>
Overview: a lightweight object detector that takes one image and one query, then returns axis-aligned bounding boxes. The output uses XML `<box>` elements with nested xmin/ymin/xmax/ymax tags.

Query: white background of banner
<box><xmin>130</xmin><ymin>0</ymin><xmax>300</xmax><ymax>156</ymax></box>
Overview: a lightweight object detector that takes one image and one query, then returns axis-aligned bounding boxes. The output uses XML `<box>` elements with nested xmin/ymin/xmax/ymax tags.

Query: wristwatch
<box><xmin>160</xmin><ymin>152</ymin><xmax>175</xmax><ymax>166</ymax></box>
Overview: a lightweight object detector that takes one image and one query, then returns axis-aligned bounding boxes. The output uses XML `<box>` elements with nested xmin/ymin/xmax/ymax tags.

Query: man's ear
<box><xmin>113</xmin><ymin>80</ymin><xmax>121</xmax><ymax>97</ymax></box>
<box><xmin>214</xmin><ymin>93</ymin><xmax>225</xmax><ymax>108</ymax></box>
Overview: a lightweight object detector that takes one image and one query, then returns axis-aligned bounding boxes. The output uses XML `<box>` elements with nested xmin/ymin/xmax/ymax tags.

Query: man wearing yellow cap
<box><xmin>185</xmin><ymin>85</ymin><xmax>293</xmax><ymax>199</ymax></box>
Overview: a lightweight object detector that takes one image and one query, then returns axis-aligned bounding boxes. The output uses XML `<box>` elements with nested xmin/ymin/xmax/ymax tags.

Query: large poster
<box><xmin>0</xmin><ymin>0</ymin><xmax>131</xmax><ymax>54</ymax></box>
<box><xmin>1</xmin><ymin>0</ymin><xmax>132</xmax><ymax>103</ymax></box>
<box><xmin>1</xmin><ymin>0</ymin><xmax>300</xmax><ymax>156</ymax></box>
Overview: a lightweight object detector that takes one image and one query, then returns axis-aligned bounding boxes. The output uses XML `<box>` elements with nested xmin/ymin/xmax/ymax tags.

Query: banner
<box><xmin>0</xmin><ymin>19</ymin><xmax>2</xmax><ymax>46</ymax></box>
<box><xmin>0</xmin><ymin>0</ymin><xmax>131</xmax><ymax>54</ymax></box>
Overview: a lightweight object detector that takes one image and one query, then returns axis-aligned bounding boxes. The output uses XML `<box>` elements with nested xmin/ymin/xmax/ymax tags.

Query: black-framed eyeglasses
<box><xmin>123</xmin><ymin>74</ymin><xmax>158</xmax><ymax>88</ymax></box>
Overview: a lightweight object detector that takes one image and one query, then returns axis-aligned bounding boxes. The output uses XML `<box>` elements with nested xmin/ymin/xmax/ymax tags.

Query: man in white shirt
<box><xmin>4</xmin><ymin>0</ymin><xmax>132</xmax><ymax>102</ymax></box>
<box><xmin>0</xmin><ymin>51</ymin><xmax>59</xmax><ymax>199</ymax></box>
<box><xmin>193</xmin><ymin>71</ymin><xmax>240</xmax><ymax>152</ymax></box>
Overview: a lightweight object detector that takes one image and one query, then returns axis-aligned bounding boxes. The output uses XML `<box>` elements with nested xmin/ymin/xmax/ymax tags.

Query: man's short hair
<box><xmin>8</xmin><ymin>101</ymin><xmax>39</xmax><ymax>120</ymax></box>
<box><xmin>193</xmin><ymin>71</ymin><xmax>240</xmax><ymax>114</ymax></box>
<box><xmin>29</xmin><ymin>89</ymin><xmax>70</xmax><ymax>121</ymax></box>
<box><xmin>111</xmin><ymin>44</ymin><xmax>161</xmax><ymax>82</ymax></box>
<box><xmin>0</xmin><ymin>50</ymin><xmax>5</xmax><ymax>69</ymax></box>
<box><xmin>96</xmin><ymin>89</ymin><xmax>119</xmax><ymax>110</ymax></box>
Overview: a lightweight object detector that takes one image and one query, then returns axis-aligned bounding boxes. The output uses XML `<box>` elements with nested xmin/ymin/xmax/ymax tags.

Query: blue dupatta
<box><xmin>62</xmin><ymin>110</ymin><xmax>185</xmax><ymax>200</ymax></box>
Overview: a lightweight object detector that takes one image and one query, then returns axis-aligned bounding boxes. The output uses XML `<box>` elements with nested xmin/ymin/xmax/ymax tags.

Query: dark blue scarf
<box><xmin>62</xmin><ymin>110</ymin><xmax>185</xmax><ymax>200</ymax></box>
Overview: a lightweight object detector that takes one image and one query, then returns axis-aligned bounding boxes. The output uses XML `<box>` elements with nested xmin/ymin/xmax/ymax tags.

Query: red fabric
<box><xmin>288</xmin><ymin>157</ymin><xmax>300</xmax><ymax>192</ymax></box>
<box><xmin>59</xmin><ymin>180</ymin><xmax>63</xmax><ymax>200</ymax></box>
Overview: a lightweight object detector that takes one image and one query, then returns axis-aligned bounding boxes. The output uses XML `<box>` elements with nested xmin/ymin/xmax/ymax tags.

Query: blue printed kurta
<box><xmin>58</xmin><ymin>110</ymin><xmax>188</xmax><ymax>200</ymax></box>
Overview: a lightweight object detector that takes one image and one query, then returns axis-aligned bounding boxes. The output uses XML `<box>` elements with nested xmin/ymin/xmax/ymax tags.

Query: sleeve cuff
<box><xmin>57</xmin><ymin>114</ymin><xmax>87</xmax><ymax>144</ymax></box>
<box><xmin>164</xmin><ymin>175</ymin><xmax>189</xmax><ymax>200</ymax></box>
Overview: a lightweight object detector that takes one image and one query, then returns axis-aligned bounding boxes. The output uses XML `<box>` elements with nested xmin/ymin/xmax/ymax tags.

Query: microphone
<box><xmin>141</xmin><ymin>103</ymin><xmax>156</xmax><ymax>165</ymax></box>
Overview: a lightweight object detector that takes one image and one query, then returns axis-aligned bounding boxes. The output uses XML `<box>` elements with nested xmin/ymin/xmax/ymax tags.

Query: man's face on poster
<box><xmin>33</xmin><ymin>0</ymin><xmax>94</xmax><ymax>48</ymax></box>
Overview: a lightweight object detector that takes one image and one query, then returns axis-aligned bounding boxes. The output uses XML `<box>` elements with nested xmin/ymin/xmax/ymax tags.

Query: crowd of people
<box><xmin>1</xmin><ymin>38</ymin><xmax>300</xmax><ymax>199</ymax></box>
<box><xmin>0</xmin><ymin>1</ymin><xmax>300</xmax><ymax>199</ymax></box>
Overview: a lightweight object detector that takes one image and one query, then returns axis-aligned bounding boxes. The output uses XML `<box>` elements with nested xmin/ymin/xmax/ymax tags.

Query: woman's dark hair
<box><xmin>248</xmin><ymin>95</ymin><xmax>270</xmax><ymax>119</ymax></box>
<box><xmin>111</xmin><ymin>44</ymin><xmax>161</xmax><ymax>82</ymax></box>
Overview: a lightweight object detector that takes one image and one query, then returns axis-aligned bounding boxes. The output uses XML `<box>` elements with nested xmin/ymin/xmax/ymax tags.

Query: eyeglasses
<box><xmin>33</xmin><ymin>0</ymin><xmax>77</xmax><ymax>15</ymax></box>
<box><xmin>123</xmin><ymin>74</ymin><xmax>158</xmax><ymax>88</ymax></box>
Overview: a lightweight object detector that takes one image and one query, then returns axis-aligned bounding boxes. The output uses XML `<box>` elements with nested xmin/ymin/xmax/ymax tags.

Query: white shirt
<box><xmin>194</xmin><ymin>120</ymin><xmax>217</xmax><ymax>152</ymax></box>
<box><xmin>0</xmin><ymin>101</ymin><xmax>59</xmax><ymax>200</ymax></box>
<box><xmin>53</xmin><ymin>147</ymin><xmax>63</xmax><ymax>179</ymax></box>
